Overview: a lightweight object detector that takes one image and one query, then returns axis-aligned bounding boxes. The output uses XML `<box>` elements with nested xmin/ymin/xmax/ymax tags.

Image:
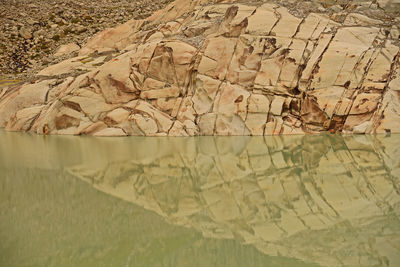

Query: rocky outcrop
<box><xmin>0</xmin><ymin>0</ymin><xmax>399</xmax><ymax>136</ymax></box>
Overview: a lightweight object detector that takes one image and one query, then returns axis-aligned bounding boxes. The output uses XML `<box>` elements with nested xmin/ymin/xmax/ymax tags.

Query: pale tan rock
<box><xmin>145</xmin><ymin>31</ymin><xmax>164</xmax><ymax>42</ymax></box>
<box><xmin>270</xmin><ymin>96</ymin><xmax>285</xmax><ymax>116</ymax></box>
<box><xmin>80</xmin><ymin>19</ymin><xmax>145</xmax><ymax>56</ymax></box>
<box><xmin>375</xmin><ymin>90</ymin><xmax>400</xmax><ymax>134</ymax></box>
<box><xmin>147</xmin><ymin>45</ymin><xmax>178</xmax><ymax>85</ymax></box>
<box><xmin>265</xmin><ymin>116</ymin><xmax>283</xmax><ymax>135</ymax></box>
<box><xmin>390</xmin><ymin>26</ymin><xmax>400</xmax><ymax>40</ymax></box>
<box><xmin>93</xmin><ymin>127</ymin><xmax>127</xmax><ymax>137</ymax></box>
<box><xmin>344</xmin><ymin>13</ymin><xmax>383</xmax><ymax>26</ymax></box>
<box><xmin>215</xmin><ymin>114</ymin><xmax>250</xmax><ymax>136</ymax></box>
<box><xmin>343</xmin><ymin>113</ymin><xmax>374</xmax><ymax>133</ymax></box>
<box><xmin>246</xmin><ymin>4</ymin><xmax>278</xmax><ymax>35</ymax></box>
<box><xmin>193</xmin><ymin>75</ymin><xmax>221</xmax><ymax>115</ymax></box>
<box><xmin>50</xmin><ymin>106</ymin><xmax>90</xmax><ymax>133</ymax></box>
<box><xmin>171</xmin><ymin>97</ymin><xmax>183</xmax><ymax>118</ymax></box>
<box><xmin>134</xmin><ymin>100</ymin><xmax>173</xmax><ymax>132</ymax></box>
<box><xmin>183</xmin><ymin>120</ymin><xmax>199</xmax><ymax>136</ymax></box>
<box><xmin>54</xmin><ymin>43</ymin><xmax>80</xmax><ymax>57</ymax></box>
<box><xmin>140</xmin><ymin>86</ymin><xmax>180</xmax><ymax>99</ymax></box>
<box><xmin>296</xmin><ymin>13</ymin><xmax>328</xmax><ymax>40</ymax></box>
<box><xmin>135</xmin><ymin>42</ymin><xmax>159</xmax><ymax>75</ymax></box>
<box><xmin>38</xmin><ymin>57</ymin><xmax>86</xmax><ymax>76</ymax></box>
<box><xmin>155</xmin><ymin>98</ymin><xmax>179</xmax><ymax>113</ymax></box>
<box><xmin>349</xmin><ymin>93</ymin><xmax>381</xmax><ymax>115</ymax></box>
<box><xmin>248</xmin><ymin>94</ymin><xmax>270</xmax><ymax>113</ymax></box>
<box><xmin>1</xmin><ymin>0</ymin><xmax>400</xmax><ymax>136</ymax></box>
<box><xmin>299</xmin><ymin>33</ymin><xmax>333</xmax><ymax>90</ymax></box>
<box><xmin>227</xmin><ymin>35</ymin><xmax>263</xmax><ymax>86</ymax></box>
<box><xmin>64</xmin><ymin>89</ymin><xmax>117</xmax><ymax>121</ymax></box>
<box><xmin>270</xmin><ymin>7</ymin><xmax>302</xmax><ymax>38</ymax></box>
<box><xmin>94</xmin><ymin>54</ymin><xmax>139</xmax><ymax>104</ymax></box>
<box><xmin>47</xmin><ymin>77</ymin><xmax>75</xmax><ymax>102</ymax></box>
<box><xmin>142</xmin><ymin>78</ymin><xmax>167</xmax><ymax>91</ymax></box>
<box><xmin>310</xmin><ymin>27</ymin><xmax>380</xmax><ymax>90</ymax></box>
<box><xmin>159</xmin><ymin>21</ymin><xmax>182</xmax><ymax>37</ymax></box>
<box><xmin>310</xmin><ymin>86</ymin><xmax>345</xmax><ymax>118</ymax></box>
<box><xmin>78</xmin><ymin>121</ymin><xmax>108</xmax><ymax>135</ymax></box>
<box><xmin>0</xmin><ymin>80</ymin><xmax>52</xmax><ymax>126</ymax></box>
<box><xmin>390</xmin><ymin>77</ymin><xmax>400</xmax><ymax>91</ymax></box>
<box><xmin>365</xmin><ymin>44</ymin><xmax>399</xmax><ymax>82</ymax></box>
<box><xmin>352</xmin><ymin>121</ymin><xmax>372</xmax><ymax>134</ymax></box>
<box><xmin>105</xmin><ymin>108</ymin><xmax>130</xmax><ymax>124</ymax></box>
<box><xmin>130</xmin><ymin>114</ymin><xmax>158</xmax><ymax>135</ymax></box>
<box><xmin>147</xmin><ymin>0</ymin><xmax>198</xmax><ymax>25</ymax></box>
<box><xmin>217</xmin><ymin>82</ymin><xmax>250</xmax><ymax>120</ymax></box>
<box><xmin>198</xmin><ymin>113</ymin><xmax>217</xmax><ymax>135</ymax></box>
<box><xmin>166</xmin><ymin>41</ymin><xmax>197</xmax><ymax>65</ymax></box>
<box><xmin>169</xmin><ymin>120</ymin><xmax>189</xmax><ymax>136</ymax></box>
<box><xmin>335</xmin><ymin>98</ymin><xmax>354</xmax><ymax>116</ymax></box>
<box><xmin>245</xmin><ymin>113</ymin><xmax>267</xmax><ymax>135</ymax></box>
<box><xmin>177</xmin><ymin>97</ymin><xmax>196</xmax><ymax>123</ymax></box>
<box><xmin>123</xmin><ymin>100</ymin><xmax>139</xmax><ymax>110</ymax></box>
<box><xmin>230</xmin><ymin>4</ymin><xmax>256</xmax><ymax>26</ymax></box>
<box><xmin>6</xmin><ymin>105</ymin><xmax>44</xmax><ymax>131</ymax></box>
<box><xmin>279</xmin><ymin>39</ymin><xmax>307</xmax><ymax>87</ymax></box>
<box><xmin>198</xmin><ymin>37</ymin><xmax>236</xmax><ymax>80</ymax></box>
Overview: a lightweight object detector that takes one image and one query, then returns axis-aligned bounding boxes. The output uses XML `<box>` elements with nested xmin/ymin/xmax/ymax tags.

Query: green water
<box><xmin>0</xmin><ymin>131</ymin><xmax>399</xmax><ymax>267</ymax></box>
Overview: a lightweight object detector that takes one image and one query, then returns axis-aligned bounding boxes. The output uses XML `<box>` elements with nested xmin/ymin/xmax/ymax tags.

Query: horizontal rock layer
<box><xmin>0</xmin><ymin>0</ymin><xmax>399</xmax><ymax>136</ymax></box>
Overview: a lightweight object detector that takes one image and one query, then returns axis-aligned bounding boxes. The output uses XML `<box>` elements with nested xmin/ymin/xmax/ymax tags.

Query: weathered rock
<box><xmin>18</xmin><ymin>27</ymin><xmax>32</xmax><ymax>39</ymax></box>
<box><xmin>0</xmin><ymin>0</ymin><xmax>399</xmax><ymax>136</ymax></box>
<box><xmin>54</xmin><ymin>43</ymin><xmax>80</xmax><ymax>57</ymax></box>
<box><xmin>93</xmin><ymin>127</ymin><xmax>127</xmax><ymax>137</ymax></box>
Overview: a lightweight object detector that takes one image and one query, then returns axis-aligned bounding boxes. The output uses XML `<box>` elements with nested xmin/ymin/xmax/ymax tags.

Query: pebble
<box><xmin>19</xmin><ymin>27</ymin><xmax>32</xmax><ymax>39</ymax></box>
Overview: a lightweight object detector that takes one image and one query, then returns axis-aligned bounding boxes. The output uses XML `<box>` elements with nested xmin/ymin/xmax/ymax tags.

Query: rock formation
<box><xmin>0</xmin><ymin>0</ymin><xmax>399</xmax><ymax>136</ymax></box>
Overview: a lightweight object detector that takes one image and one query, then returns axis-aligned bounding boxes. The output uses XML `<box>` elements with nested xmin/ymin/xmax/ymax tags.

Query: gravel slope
<box><xmin>0</xmin><ymin>0</ymin><xmax>174</xmax><ymax>81</ymax></box>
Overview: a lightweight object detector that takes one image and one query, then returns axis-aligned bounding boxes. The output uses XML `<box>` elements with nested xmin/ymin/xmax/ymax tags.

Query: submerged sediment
<box><xmin>0</xmin><ymin>0</ymin><xmax>399</xmax><ymax>136</ymax></box>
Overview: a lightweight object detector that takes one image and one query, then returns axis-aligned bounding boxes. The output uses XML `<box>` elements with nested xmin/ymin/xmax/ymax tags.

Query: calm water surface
<box><xmin>1</xmin><ymin>131</ymin><xmax>399</xmax><ymax>267</ymax></box>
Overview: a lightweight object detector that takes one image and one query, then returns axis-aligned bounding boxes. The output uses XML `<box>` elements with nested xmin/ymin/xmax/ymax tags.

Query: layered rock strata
<box><xmin>0</xmin><ymin>0</ymin><xmax>399</xmax><ymax>136</ymax></box>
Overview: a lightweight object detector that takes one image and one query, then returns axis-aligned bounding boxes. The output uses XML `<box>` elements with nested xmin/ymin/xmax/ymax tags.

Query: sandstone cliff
<box><xmin>0</xmin><ymin>0</ymin><xmax>399</xmax><ymax>136</ymax></box>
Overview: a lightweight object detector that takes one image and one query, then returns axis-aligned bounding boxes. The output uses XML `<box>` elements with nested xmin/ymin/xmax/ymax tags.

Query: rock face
<box><xmin>0</xmin><ymin>0</ymin><xmax>399</xmax><ymax>136</ymax></box>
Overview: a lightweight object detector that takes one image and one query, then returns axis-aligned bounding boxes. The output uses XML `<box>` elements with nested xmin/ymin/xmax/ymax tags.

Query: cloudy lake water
<box><xmin>0</xmin><ymin>131</ymin><xmax>399</xmax><ymax>266</ymax></box>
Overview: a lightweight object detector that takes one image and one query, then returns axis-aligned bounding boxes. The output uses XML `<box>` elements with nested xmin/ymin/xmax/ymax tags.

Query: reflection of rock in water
<box><xmin>65</xmin><ymin>134</ymin><xmax>400</xmax><ymax>267</ymax></box>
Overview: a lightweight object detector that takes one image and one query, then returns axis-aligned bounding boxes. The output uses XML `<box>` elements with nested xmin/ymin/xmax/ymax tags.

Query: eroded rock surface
<box><xmin>0</xmin><ymin>0</ymin><xmax>399</xmax><ymax>136</ymax></box>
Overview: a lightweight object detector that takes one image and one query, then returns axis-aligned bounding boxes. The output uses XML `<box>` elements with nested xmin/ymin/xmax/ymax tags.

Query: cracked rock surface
<box><xmin>0</xmin><ymin>0</ymin><xmax>399</xmax><ymax>136</ymax></box>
